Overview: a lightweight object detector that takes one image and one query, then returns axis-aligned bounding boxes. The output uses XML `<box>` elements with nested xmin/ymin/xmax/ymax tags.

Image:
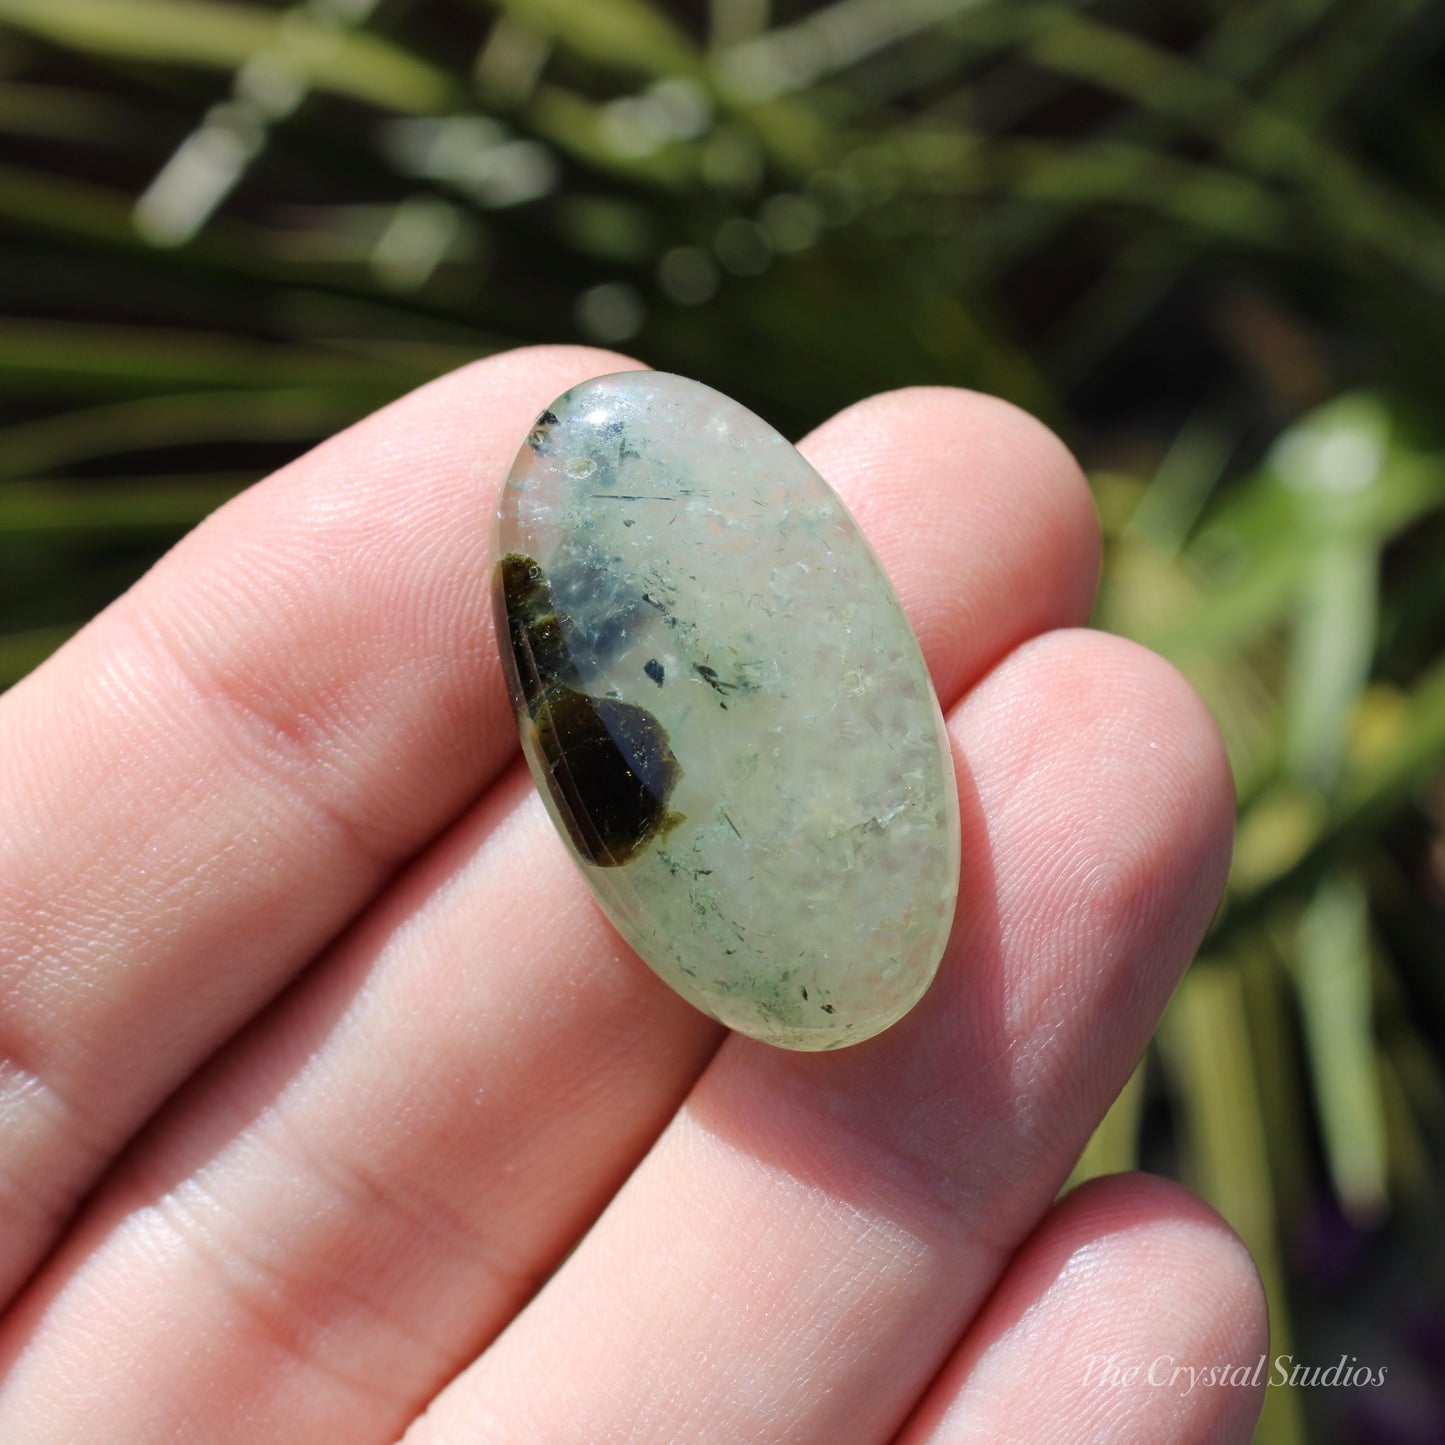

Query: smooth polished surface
<box><xmin>493</xmin><ymin>372</ymin><xmax>959</xmax><ymax>1048</ymax></box>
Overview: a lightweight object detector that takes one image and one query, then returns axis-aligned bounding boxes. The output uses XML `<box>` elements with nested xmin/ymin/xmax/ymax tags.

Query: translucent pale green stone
<box><xmin>492</xmin><ymin>372</ymin><xmax>960</xmax><ymax>1050</ymax></box>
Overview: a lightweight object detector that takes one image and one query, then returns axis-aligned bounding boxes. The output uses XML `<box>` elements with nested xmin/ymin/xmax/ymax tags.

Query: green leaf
<box><xmin>0</xmin><ymin>622</ymin><xmax>79</xmax><ymax>688</ymax></box>
<box><xmin>1027</xmin><ymin>9</ymin><xmax>1445</xmax><ymax>294</ymax></box>
<box><xmin>1221</xmin><ymin>655</ymin><xmax>1445</xmax><ymax>928</ymax></box>
<box><xmin>1274</xmin><ymin>397</ymin><xmax>1388</xmax><ymax>787</ymax></box>
<box><xmin>1162</xmin><ymin>962</ymin><xmax>1308</xmax><ymax>1445</ymax></box>
<box><xmin>0</xmin><ymin>476</ymin><xmax>248</xmax><ymax>535</ymax></box>
<box><xmin>488</xmin><ymin>0</ymin><xmax>701</xmax><ymax>79</ymax></box>
<box><xmin>1067</xmin><ymin>1056</ymin><xmax>1144</xmax><ymax>1185</ymax></box>
<box><xmin>0</xmin><ymin>320</ymin><xmax>431</xmax><ymax>398</ymax></box>
<box><xmin>1294</xmin><ymin>871</ymin><xmax>1390</xmax><ymax>1224</ymax></box>
<box><xmin>0</xmin><ymin>0</ymin><xmax>457</xmax><ymax>113</ymax></box>
<box><xmin>869</xmin><ymin>131</ymin><xmax>1295</xmax><ymax>248</ymax></box>
<box><xmin>0</xmin><ymin>391</ymin><xmax>367</xmax><ymax>480</ymax></box>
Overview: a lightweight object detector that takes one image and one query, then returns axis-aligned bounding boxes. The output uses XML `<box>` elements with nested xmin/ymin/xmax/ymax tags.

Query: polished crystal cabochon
<box><xmin>492</xmin><ymin>372</ymin><xmax>960</xmax><ymax>1050</ymax></box>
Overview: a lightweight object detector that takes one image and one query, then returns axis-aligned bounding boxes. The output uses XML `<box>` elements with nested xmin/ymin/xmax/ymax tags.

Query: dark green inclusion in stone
<box><xmin>496</xmin><ymin>551</ymin><xmax>684</xmax><ymax>867</ymax></box>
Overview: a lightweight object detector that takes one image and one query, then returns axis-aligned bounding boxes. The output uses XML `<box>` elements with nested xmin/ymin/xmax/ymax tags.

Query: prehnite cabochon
<box><xmin>492</xmin><ymin>372</ymin><xmax>960</xmax><ymax>1050</ymax></box>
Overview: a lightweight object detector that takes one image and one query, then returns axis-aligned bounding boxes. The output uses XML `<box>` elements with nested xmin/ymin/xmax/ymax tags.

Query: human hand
<box><xmin>0</xmin><ymin>348</ymin><xmax>1266</xmax><ymax>1442</ymax></box>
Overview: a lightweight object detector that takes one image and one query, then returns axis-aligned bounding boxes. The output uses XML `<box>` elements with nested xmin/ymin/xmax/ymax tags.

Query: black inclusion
<box><xmin>498</xmin><ymin>551</ymin><xmax>577</xmax><ymax>692</ymax></box>
<box><xmin>644</xmin><ymin>658</ymin><xmax>665</xmax><ymax>686</ymax></box>
<box><xmin>534</xmin><ymin>687</ymin><xmax>683</xmax><ymax>866</ymax></box>
<box><xmin>499</xmin><ymin>551</ymin><xmax>683</xmax><ymax>867</ymax></box>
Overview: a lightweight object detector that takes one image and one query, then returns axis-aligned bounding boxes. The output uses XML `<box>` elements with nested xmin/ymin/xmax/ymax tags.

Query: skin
<box><xmin>0</xmin><ymin>346</ymin><xmax>1267</xmax><ymax>1443</ymax></box>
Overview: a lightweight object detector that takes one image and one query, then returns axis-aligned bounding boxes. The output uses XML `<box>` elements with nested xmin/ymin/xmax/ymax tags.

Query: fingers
<box><xmin>899</xmin><ymin>1174</ymin><xmax>1268</xmax><ymax>1445</ymax></box>
<box><xmin>793</xmin><ymin>386</ymin><xmax>1100</xmax><ymax>702</ymax></box>
<box><xmin>0</xmin><ymin>387</ymin><xmax>1100</xmax><ymax>1444</ymax></box>
<box><xmin>404</xmin><ymin>632</ymin><xmax>1235</xmax><ymax>1444</ymax></box>
<box><xmin>0</xmin><ymin>344</ymin><xmax>642</xmax><ymax>1305</ymax></box>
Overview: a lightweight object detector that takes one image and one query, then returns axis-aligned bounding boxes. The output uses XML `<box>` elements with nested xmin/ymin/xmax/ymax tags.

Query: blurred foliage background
<box><xmin>1</xmin><ymin>1</ymin><xmax>1443</xmax><ymax>1439</ymax></box>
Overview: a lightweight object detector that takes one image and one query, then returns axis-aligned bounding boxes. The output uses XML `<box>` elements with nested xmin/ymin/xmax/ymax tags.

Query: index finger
<box><xmin>0</xmin><ymin>345</ymin><xmax>641</xmax><ymax>1306</ymax></box>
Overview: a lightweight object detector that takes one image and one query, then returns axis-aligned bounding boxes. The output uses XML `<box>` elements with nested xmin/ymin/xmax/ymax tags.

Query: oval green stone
<box><xmin>492</xmin><ymin>373</ymin><xmax>960</xmax><ymax>1050</ymax></box>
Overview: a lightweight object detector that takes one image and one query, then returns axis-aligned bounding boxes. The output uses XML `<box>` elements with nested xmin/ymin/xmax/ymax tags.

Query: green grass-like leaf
<box><xmin>0</xmin><ymin>0</ymin><xmax>458</xmax><ymax>111</ymax></box>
